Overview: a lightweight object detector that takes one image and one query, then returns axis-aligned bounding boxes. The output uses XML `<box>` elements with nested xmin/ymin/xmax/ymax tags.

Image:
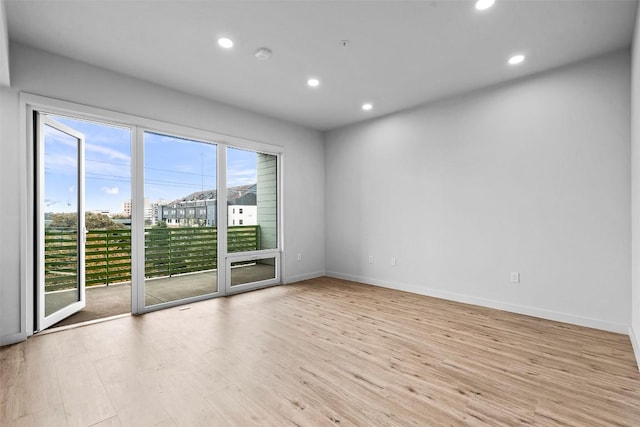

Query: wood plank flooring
<box><xmin>2</xmin><ymin>276</ymin><xmax>640</xmax><ymax>426</ymax></box>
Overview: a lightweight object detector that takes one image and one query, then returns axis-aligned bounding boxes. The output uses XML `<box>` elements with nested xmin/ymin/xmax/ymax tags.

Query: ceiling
<box><xmin>4</xmin><ymin>0</ymin><xmax>638</xmax><ymax>131</ymax></box>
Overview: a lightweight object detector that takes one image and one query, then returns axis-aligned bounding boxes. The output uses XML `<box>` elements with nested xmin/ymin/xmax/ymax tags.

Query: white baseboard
<box><xmin>629</xmin><ymin>327</ymin><xmax>640</xmax><ymax>371</ymax></box>
<box><xmin>283</xmin><ymin>271</ymin><xmax>325</xmax><ymax>284</ymax></box>
<box><xmin>326</xmin><ymin>271</ymin><xmax>629</xmax><ymax>334</ymax></box>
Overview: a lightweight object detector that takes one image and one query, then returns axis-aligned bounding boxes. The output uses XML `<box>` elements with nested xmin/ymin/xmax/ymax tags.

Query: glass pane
<box><xmin>144</xmin><ymin>132</ymin><xmax>217</xmax><ymax>306</ymax></box>
<box><xmin>51</xmin><ymin>115</ymin><xmax>132</xmax><ymax>322</ymax></box>
<box><xmin>230</xmin><ymin>258</ymin><xmax>276</xmax><ymax>287</ymax></box>
<box><xmin>227</xmin><ymin>148</ymin><xmax>277</xmax><ymax>253</ymax></box>
<box><xmin>43</xmin><ymin>123</ymin><xmax>80</xmax><ymax>316</ymax></box>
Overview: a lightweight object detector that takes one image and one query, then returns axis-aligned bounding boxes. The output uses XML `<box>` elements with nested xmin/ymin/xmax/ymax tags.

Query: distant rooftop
<box><xmin>166</xmin><ymin>184</ymin><xmax>257</xmax><ymax>206</ymax></box>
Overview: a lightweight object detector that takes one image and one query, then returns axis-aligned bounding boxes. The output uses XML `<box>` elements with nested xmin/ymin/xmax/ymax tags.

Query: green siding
<box><xmin>257</xmin><ymin>153</ymin><xmax>278</xmax><ymax>250</ymax></box>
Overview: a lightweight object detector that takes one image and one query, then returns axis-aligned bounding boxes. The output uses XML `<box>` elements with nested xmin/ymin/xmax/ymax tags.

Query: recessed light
<box><xmin>508</xmin><ymin>54</ymin><xmax>525</xmax><ymax>65</ymax></box>
<box><xmin>475</xmin><ymin>0</ymin><xmax>495</xmax><ymax>10</ymax></box>
<box><xmin>307</xmin><ymin>78</ymin><xmax>320</xmax><ymax>88</ymax></box>
<box><xmin>362</xmin><ymin>103</ymin><xmax>373</xmax><ymax>111</ymax></box>
<box><xmin>218</xmin><ymin>37</ymin><xmax>234</xmax><ymax>49</ymax></box>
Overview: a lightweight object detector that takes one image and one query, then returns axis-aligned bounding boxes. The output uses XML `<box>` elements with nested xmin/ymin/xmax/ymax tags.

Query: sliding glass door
<box><xmin>143</xmin><ymin>131</ymin><xmax>219</xmax><ymax>308</ymax></box>
<box><xmin>141</xmin><ymin>134</ymin><xmax>280</xmax><ymax>306</ymax></box>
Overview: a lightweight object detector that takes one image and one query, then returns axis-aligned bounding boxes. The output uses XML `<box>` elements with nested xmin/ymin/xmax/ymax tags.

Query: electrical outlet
<box><xmin>368</xmin><ymin>256</ymin><xmax>374</xmax><ymax>264</ymax></box>
<box><xmin>297</xmin><ymin>253</ymin><xmax>302</xmax><ymax>261</ymax></box>
<box><xmin>510</xmin><ymin>272</ymin><xmax>520</xmax><ymax>283</ymax></box>
<box><xmin>391</xmin><ymin>257</ymin><xmax>397</xmax><ymax>267</ymax></box>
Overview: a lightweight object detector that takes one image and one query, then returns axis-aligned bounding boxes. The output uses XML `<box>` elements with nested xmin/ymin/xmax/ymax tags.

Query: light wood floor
<box><xmin>2</xmin><ymin>277</ymin><xmax>640</xmax><ymax>426</ymax></box>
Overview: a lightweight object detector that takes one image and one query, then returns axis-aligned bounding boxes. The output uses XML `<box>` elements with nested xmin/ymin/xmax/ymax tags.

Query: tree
<box><xmin>111</xmin><ymin>213</ymin><xmax>131</xmax><ymax>219</ymax></box>
<box><xmin>49</xmin><ymin>212</ymin><xmax>126</xmax><ymax>230</ymax></box>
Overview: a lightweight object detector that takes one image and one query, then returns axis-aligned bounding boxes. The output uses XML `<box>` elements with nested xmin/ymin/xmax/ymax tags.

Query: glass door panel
<box><xmin>51</xmin><ymin>115</ymin><xmax>132</xmax><ymax>323</ymax></box>
<box><xmin>225</xmin><ymin>147</ymin><xmax>279</xmax><ymax>292</ymax></box>
<box><xmin>229</xmin><ymin>257</ymin><xmax>277</xmax><ymax>287</ymax></box>
<box><xmin>143</xmin><ymin>131</ymin><xmax>217</xmax><ymax>307</ymax></box>
<box><xmin>226</xmin><ymin>148</ymin><xmax>278</xmax><ymax>252</ymax></box>
<box><xmin>37</xmin><ymin>114</ymin><xmax>86</xmax><ymax>330</ymax></box>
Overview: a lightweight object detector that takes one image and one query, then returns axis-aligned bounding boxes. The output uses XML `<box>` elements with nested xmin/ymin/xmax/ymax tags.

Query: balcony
<box><xmin>44</xmin><ymin>225</ymin><xmax>270</xmax><ymax>327</ymax></box>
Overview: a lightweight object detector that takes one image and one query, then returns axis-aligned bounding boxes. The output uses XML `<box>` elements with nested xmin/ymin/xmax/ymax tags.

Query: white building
<box><xmin>121</xmin><ymin>198</ymin><xmax>154</xmax><ymax>224</ymax></box>
<box><xmin>228</xmin><ymin>205</ymin><xmax>257</xmax><ymax>226</ymax></box>
<box><xmin>120</xmin><ymin>200</ymin><xmax>131</xmax><ymax>217</ymax></box>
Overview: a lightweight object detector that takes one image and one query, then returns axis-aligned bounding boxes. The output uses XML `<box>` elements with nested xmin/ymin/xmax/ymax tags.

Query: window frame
<box><xmin>21</xmin><ymin>93</ymin><xmax>284</xmax><ymax>336</ymax></box>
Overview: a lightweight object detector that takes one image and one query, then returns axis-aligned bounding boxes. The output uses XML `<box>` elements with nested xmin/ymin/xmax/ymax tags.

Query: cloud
<box><xmin>44</xmin><ymin>126</ymin><xmax>75</xmax><ymax>144</ymax></box>
<box><xmin>230</xmin><ymin>168</ymin><xmax>256</xmax><ymax>177</ymax></box>
<box><xmin>44</xmin><ymin>128</ymin><xmax>129</xmax><ymax>162</ymax></box>
<box><xmin>45</xmin><ymin>154</ymin><xmax>76</xmax><ymax>172</ymax></box>
<box><xmin>100</xmin><ymin>186</ymin><xmax>120</xmax><ymax>195</ymax></box>
<box><xmin>227</xmin><ymin>168</ymin><xmax>257</xmax><ymax>187</ymax></box>
<box><xmin>86</xmin><ymin>144</ymin><xmax>130</xmax><ymax>162</ymax></box>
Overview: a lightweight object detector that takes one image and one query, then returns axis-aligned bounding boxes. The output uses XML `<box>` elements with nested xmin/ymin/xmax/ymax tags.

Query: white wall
<box><xmin>0</xmin><ymin>86</ymin><xmax>22</xmax><ymax>344</ymax></box>
<box><xmin>0</xmin><ymin>1</ymin><xmax>9</xmax><ymax>86</ymax></box>
<box><xmin>326</xmin><ymin>50</ymin><xmax>631</xmax><ymax>333</ymax></box>
<box><xmin>0</xmin><ymin>43</ymin><xmax>325</xmax><ymax>344</ymax></box>
<box><xmin>631</xmin><ymin>6</ymin><xmax>640</xmax><ymax>365</ymax></box>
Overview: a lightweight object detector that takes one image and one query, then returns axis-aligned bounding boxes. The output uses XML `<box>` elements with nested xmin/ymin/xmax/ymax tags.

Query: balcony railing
<box><xmin>44</xmin><ymin>226</ymin><xmax>260</xmax><ymax>291</ymax></box>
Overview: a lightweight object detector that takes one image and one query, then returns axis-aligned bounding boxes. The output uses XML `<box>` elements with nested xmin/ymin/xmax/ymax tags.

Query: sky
<box><xmin>44</xmin><ymin>115</ymin><xmax>258</xmax><ymax>214</ymax></box>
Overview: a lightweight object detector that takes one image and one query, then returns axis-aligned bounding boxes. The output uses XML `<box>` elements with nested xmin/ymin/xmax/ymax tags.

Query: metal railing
<box><xmin>44</xmin><ymin>226</ymin><xmax>260</xmax><ymax>291</ymax></box>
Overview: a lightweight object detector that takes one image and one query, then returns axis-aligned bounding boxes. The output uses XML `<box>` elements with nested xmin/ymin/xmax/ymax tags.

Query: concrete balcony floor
<box><xmin>49</xmin><ymin>264</ymin><xmax>276</xmax><ymax>328</ymax></box>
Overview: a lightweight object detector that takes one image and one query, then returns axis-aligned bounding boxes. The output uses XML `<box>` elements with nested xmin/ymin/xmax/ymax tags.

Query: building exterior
<box><xmin>121</xmin><ymin>198</ymin><xmax>155</xmax><ymax>224</ymax></box>
<box><xmin>158</xmin><ymin>184</ymin><xmax>257</xmax><ymax>227</ymax></box>
<box><xmin>228</xmin><ymin>183</ymin><xmax>258</xmax><ymax>226</ymax></box>
<box><xmin>143</xmin><ymin>200</ymin><xmax>154</xmax><ymax>225</ymax></box>
<box><xmin>160</xmin><ymin>199</ymin><xmax>217</xmax><ymax>227</ymax></box>
<box><xmin>151</xmin><ymin>199</ymin><xmax>171</xmax><ymax>225</ymax></box>
<box><xmin>120</xmin><ymin>200</ymin><xmax>131</xmax><ymax>217</ymax></box>
<box><xmin>228</xmin><ymin>205</ymin><xmax>257</xmax><ymax>226</ymax></box>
